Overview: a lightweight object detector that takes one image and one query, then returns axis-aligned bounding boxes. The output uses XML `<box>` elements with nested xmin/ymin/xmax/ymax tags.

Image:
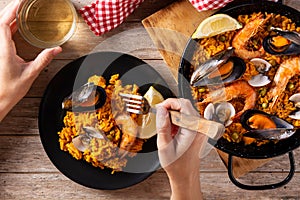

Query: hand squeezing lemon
<box><xmin>192</xmin><ymin>14</ymin><xmax>242</xmax><ymax>39</ymax></box>
<box><xmin>138</xmin><ymin>86</ymin><xmax>164</xmax><ymax>139</ymax></box>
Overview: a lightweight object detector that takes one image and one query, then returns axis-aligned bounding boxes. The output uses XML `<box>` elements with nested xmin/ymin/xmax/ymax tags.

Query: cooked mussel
<box><xmin>190</xmin><ymin>47</ymin><xmax>233</xmax><ymax>86</ymax></box>
<box><xmin>263</xmin><ymin>27</ymin><xmax>300</xmax><ymax>56</ymax></box>
<box><xmin>241</xmin><ymin>109</ymin><xmax>294</xmax><ymax>130</ymax></box>
<box><xmin>190</xmin><ymin>47</ymin><xmax>246</xmax><ymax>86</ymax></box>
<box><xmin>62</xmin><ymin>82</ymin><xmax>106</xmax><ymax>111</ymax></box>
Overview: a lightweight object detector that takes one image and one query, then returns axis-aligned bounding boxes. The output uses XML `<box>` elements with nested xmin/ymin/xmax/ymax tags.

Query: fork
<box><xmin>119</xmin><ymin>93</ymin><xmax>225</xmax><ymax>140</ymax></box>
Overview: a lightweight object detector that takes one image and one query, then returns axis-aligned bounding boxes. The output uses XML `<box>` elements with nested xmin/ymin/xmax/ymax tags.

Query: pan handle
<box><xmin>227</xmin><ymin>151</ymin><xmax>295</xmax><ymax>190</ymax></box>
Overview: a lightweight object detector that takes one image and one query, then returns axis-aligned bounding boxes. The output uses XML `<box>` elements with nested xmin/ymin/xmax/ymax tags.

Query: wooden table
<box><xmin>0</xmin><ymin>0</ymin><xmax>300</xmax><ymax>199</ymax></box>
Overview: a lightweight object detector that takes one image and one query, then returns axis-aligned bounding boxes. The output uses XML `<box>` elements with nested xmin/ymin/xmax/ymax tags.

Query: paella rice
<box><xmin>58</xmin><ymin>74</ymin><xmax>144</xmax><ymax>173</ymax></box>
<box><xmin>191</xmin><ymin>12</ymin><xmax>300</xmax><ymax>145</ymax></box>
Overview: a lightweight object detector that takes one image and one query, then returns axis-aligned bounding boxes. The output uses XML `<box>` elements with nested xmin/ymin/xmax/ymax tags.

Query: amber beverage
<box><xmin>17</xmin><ymin>0</ymin><xmax>77</xmax><ymax>48</ymax></box>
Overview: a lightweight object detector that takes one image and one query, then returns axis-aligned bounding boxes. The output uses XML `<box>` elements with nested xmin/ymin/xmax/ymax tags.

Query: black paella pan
<box><xmin>178</xmin><ymin>0</ymin><xmax>300</xmax><ymax>190</ymax></box>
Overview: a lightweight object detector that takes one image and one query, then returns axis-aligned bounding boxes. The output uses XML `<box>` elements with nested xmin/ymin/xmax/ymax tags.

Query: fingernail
<box><xmin>52</xmin><ymin>47</ymin><xmax>62</xmax><ymax>56</ymax></box>
<box><xmin>156</xmin><ymin>106</ymin><xmax>168</xmax><ymax>128</ymax></box>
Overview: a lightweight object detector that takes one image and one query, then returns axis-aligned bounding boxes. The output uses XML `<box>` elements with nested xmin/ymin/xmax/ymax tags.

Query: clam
<box><xmin>241</xmin><ymin>109</ymin><xmax>294</xmax><ymax>131</ymax></box>
<box><xmin>289</xmin><ymin>93</ymin><xmax>300</xmax><ymax>120</ymax></box>
<box><xmin>203</xmin><ymin>102</ymin><xmax>235</xmax><ymax>127</ymax></box>
<box><xmin>290</xmin><ymin>111</ymin><xmax>300</xmax><ymax>120</ymax></box>
<box><xmin>83</xmin><ymin>126</ymin><xmax>108</xmax><ymax>140</ymax></box>
<box><xmin>72</xmin><ymin>134</ymin><xmax>91</xmax><ymax>152</ymax></box>
<box><xmin>250</xmin><ymin>58</ymin><xmax>272</xmax><ymax>73</ymax></box>
<box><xmin>289</xmin><ymin>93</ymin><xmax>300</xmax><ymax>108</ymax></box>
<box><xmin>248</xmin><ymin>74</ymin><xmax>271</xmax><ymax>87</ymax></box>
<box><xmin>72</xmin><ymin>126</ymin><xmax>107</xmax><ymax>152</ymax></box>
<box><xmin>62</xmin><ymin>82</ymin><xmax>106</xmax><ymax>111</ymax></box>
<box><xmin>248</xmin><ymin>58</ymin><xmax>272</xmax><ymax>87</ymax></box>
<box><xmin>191</xmin><ymin>47</ymin><xmax>246</xmax><ymax>86</ymax></box>
<box><xmin>263</xmin><ymin>27</ymin><xmax>300</xmax><ymax>56</ymax></box>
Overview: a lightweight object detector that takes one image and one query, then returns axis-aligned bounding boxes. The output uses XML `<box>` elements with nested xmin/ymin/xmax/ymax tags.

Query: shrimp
<box><xmin>115</xmin><ymin>114</ymin><xmax>139</xmax><ymax>152</ymax></box>
<box><xmin>232</xmin><ymin>15</ymin><xmax>268</xmax><ymax>60</ymax></box>
<box><xmin>268</xmin><ymin>56</ymin><xmax>300</xmax><ymax>104</ymax></box>
<box><xmin>203</xmin><ymin>80</ymin><xmax>257</xmax><ymax>120</ymax></box>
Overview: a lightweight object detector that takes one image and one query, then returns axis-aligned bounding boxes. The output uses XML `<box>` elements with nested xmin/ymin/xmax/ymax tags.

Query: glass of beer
<box><xmin>17</xmin><ymin>0</ymin><xmax>77</xmax><ymax>48</ymax></box>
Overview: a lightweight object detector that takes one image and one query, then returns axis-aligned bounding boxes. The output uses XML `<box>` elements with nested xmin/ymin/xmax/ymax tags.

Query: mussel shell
<box><xmin>62</xmin><ymin>82</ymin><xmax>106</xmax><ymax>112</ymax></box>
<box><xmin>192</xmin><ymin>56</ymin><xmax>246</xmax><ymax>87</ymax></box>
<box><xmin>190</xmin><ymin>47</ymin><xmax>234</xmax><ymax>86</ymax></box>
<box><xmin>271</xmin><ymin>27</ymin><xmax>300</xmax><ymax>45</ymax></box>
<box><xmin>240</xmin><ymin>109</ymin><xmax>294</xmax><ymax>130</ymax></box>
<box><xmin>263</xmin><ymin>35</ymin><xmax>300</xmax><ymax>56</ymax></box>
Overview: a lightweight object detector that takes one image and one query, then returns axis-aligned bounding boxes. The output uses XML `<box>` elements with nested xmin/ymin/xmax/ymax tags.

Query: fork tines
<box><xmin>119</xmin><ymin>93</ymin><xmax>145</xmax><ymax>114</ymax></box>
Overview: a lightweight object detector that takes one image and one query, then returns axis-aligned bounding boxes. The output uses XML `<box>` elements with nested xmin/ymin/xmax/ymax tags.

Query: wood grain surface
<box><xmin>142</xmin><ymin>0</ymin><xmax>300</xmax><ymax>178</ymax></box>
<box><xmin>0</xmin><ymin>0</ymin><xmax>300</xmax><ymax>199</ymax></box>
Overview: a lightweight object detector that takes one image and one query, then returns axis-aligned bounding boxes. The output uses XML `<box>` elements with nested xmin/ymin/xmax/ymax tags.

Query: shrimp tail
<box><xmin>268</xmin><ymin>57</ymin><xmax>300</xmax><ymax>107</ymax></box>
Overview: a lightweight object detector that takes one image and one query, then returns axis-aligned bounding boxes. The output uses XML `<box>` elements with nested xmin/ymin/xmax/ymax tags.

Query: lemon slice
<box><xmin>192</xmin><ymin>14</ymin><xmax>242</xmax><ymax>39</ymax></box>
<box><xmin>138</xmin><ymin>86</ymin><xmax>164</xmax><ymax>139</ymax></box>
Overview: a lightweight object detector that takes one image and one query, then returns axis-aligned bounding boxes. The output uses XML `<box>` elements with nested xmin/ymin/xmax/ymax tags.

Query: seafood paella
<box><xmin>58</xmin><ymin>74</ymin><xmax>145</xmax><ymax>173</ymax></box>
<box><xmin>190</xmin><ymin>12</ymin><xmax>300</xmax><ymax>146</ymax></box>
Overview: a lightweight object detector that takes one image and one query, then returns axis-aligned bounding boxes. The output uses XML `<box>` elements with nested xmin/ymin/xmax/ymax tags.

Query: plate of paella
<box><xmin>39</xmin><ymin>52</ymin><xmax>174</xmax><ymax>189</ymax></box>
<box><xmin>179</xmin><ymin>0</ymin><xmax>300</xmax><ymax>159</ymax></box>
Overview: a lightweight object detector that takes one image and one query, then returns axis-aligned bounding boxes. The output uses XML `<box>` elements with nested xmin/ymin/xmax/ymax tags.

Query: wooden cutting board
<box><xmin>142</xmin><ymin>0</ymin><xmax>271</xmax><ymax>178</ymax></box>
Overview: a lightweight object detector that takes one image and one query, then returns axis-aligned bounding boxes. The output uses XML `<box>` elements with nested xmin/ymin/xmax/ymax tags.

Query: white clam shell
<box><xmin>289</xmin><ymin>110</ymin><xmax>300</xmax><ymax>120</ymax></box>
<box><xmin>203</xmin><ymin>102</ymin><xmax>235</xmax><ymax>127</ymax></box>
<box><xmin>203</xmin><ymin>103</ymin><xmax>215</xmax><ymax>121</ymax></box>
<box><xmin>83</xmin><ymin>126</ymin><xmax>105</xmax><ymax>139</ymax></box>
<box><xmin>289</xmin><ymin>93</ymin><xmax>300</xmax><ymax>103</ymax></box>
<box><xmin>248</xmin><ymin>74</ymin><xmax>271</xmax><ymax>87</ymax></box>
<box><xmin>72</xmin><ymin>127</ymin><xmax>106</xmax><ymax>152</ymax></box>
<box><xmin>289</xmin><ymin>93</ymin><xmax>300</xmax><ymax>119</ymax></box>
<box><xmin>72</xmin><ymin>135</ymin><xmax>90</xmax><ymax>152</ymax></box>
<box><xmin>215</xmin><ymin>102</ymin><xmax>236</xmax><ymax>127</ymax></box>
<box><xmin>250</xmin><ymin>58</ymin><xmax>272</xmax><ymax>72</ymax></box>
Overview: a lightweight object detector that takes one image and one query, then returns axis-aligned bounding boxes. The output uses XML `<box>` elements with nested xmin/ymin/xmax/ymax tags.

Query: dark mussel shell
<box><xmin>240</xmin><ymin>109</ymin><xmax>294</xmax><ymax>131</ymax></box>
<box><xmin>192</xmin><ymin>56</ymin><xmax>246</xmax><ymax>87</ymax></box>
<box><xmin>263</xmin><ymin>27</ymin><xmax>300</xmax><ymax>56</ymax></box>
<box><xmin>62</xmin><ymin>82</ymin><xmax>106</xmax><ymax>112</ymax></box>
<box><xmin>190</xmin><ymin>47</ymin><xmax>234</xmax><ymax>86</ymax></box>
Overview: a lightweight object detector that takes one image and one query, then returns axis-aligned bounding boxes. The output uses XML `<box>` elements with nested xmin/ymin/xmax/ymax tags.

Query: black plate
<box><xmin>178</xmin><ymin>0</ymin><xmax>300</xmax><ymax>159</ymax></box>
<box><xmin>39</xmin><ymin>52</ymin><xmax>174</xmax><ymax>189</ymax></box>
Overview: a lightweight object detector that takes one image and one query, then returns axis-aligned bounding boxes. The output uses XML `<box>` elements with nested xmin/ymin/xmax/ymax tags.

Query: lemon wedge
<box><xmin>138</xmin><ymin>86</ymin><xmax>164</xmax><ymax>139</ymax></box>
<box><xmin>192</xmin><ymin>14</ymin><xmax>242</xmax><ymax>39</ymax></box>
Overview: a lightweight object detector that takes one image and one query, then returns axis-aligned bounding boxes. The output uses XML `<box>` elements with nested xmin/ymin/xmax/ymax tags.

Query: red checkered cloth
<box><xmin>189</xmin><ymin>0</ymin><xmax>279</xmax><ymax>12</ymax></box>
<box><xmin>80</xmin><ymin>0</ymin><xmax>144</xmax><ymax>36</ymax></box>
<box><xmin>80</xmin><ymin>0</ymin><xmax>279</xmax><ymax>36</ymax></box>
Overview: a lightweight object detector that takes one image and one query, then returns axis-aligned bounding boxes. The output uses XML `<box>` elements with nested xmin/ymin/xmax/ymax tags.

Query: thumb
<box><xmin>156</xmin><ymin>105</ymin><xmax>172</xmax><ymax>149</ymax></box>
<box><xmin>30</xmin><ymin>47</ymin><xmax>62</xmax><ymax>75</ymax></box>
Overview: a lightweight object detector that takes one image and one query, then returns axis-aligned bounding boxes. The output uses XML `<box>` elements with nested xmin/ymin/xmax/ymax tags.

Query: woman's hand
<box><xmin>0</xmin><ymin>0</ymin><xmax>62</xmax><ymax>121</ymax></box>
<box><xmin>156</xmin><ymin>98</ymin><xmax>206</xmax><ymax>200</ymax></box>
